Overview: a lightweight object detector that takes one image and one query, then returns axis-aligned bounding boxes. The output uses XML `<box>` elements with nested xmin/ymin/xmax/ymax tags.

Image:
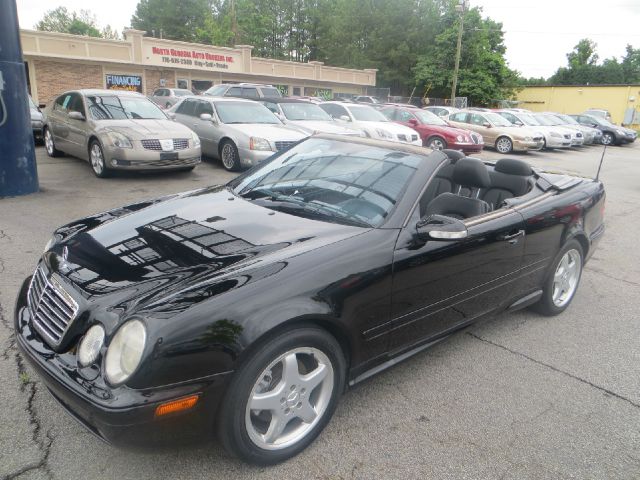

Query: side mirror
<box><xmin>167</xmin><ymin>112</ymin><xmax>176</xmax><ymax>119</ymax></box>
<box><xmin>408</xmin><ymin>118</ymin><xmax>419</xmax><ymax>127</ymax></box>
<box><xmin>199</xmin><ymin>113</ymin><xmax>213</xmax><ymax>121</ymax></box>
<box><xmin>68</xmin><ymin>111</ymin><xmax>85</xmax><ymax>121</ymax></box>
<box><xmin>339</xmin><ymin>115</ymin><xmax>351</xmax><ymax>122</ymax></box>
<box><xmin>482</xmin><ymin>122</ymin><xmax>491</xmax><ymax>128</ymax></box>
<box><xmin>514</xmin><ymin>120</ymin><xmax>523</xmax><ymax>126</ymax></box>
<box><xmin>416</xmin><ymin>214</ymin><xmax>468</xmax><ymax>241</ymax></box>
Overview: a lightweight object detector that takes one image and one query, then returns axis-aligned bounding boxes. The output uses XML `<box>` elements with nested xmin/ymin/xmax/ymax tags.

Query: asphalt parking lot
<box><xmin>1</xmin><ymin>143</ymin><xmax>639</xmax><ymax>479</ymax></box>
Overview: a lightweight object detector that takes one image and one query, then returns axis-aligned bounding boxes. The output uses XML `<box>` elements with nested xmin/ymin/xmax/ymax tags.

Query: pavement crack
<box><xmin>585</xmin><ymin>266</ymin><xmax>640</xmax><ymax>287</ymax></box>
<box><xmin>467</xmin><ymin>332</ymin><xmax>640</xmax><ymax>410</ymax></box>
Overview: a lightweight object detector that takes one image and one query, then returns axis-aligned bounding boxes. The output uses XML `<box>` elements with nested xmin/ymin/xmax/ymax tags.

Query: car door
<box><xmin>173</xmin><ymin>98</ymin><xmax>197</xmax><ymax>127</ymax></box>
<box><xmin>193</xmin><ymin>100</ymin><xmax>216</xmax><ymax>155</ymax></box>
<box><xmin>241</xmin><ymin>87</ymin><xmax>259</xmax><ymax>99</ymax></box>
<box><xmin>469</xmin><ymin>113</ymin><xmax>496</xmax><ymax>145</ymax></box>
<box><xmin>48</xmin><ymin>93</ymin><xmax>73</xmax><ymax>152</ymax></box>
<box><xmin>386</xmin><ymin>191</ymin><xmax>526</xmax><ymax>351</ymax></box>
<box><xmin>64</xmin><ymin>93</ymin><xmax>90</xmax><ymax>159</ymax></box>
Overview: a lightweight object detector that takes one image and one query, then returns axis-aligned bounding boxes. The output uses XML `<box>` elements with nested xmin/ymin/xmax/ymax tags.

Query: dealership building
<box><xmin>20</xmin><ymin>29</ymin><xmax>378</xmax><ymax>106</ymax></box>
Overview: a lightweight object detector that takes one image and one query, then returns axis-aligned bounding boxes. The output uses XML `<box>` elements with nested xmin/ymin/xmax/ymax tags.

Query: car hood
<box><xmin>356</xmin><ymin>121</ymin><xmax>417</xmax><ymax>135</ymax></box>
<box><xmin>95</xmin><ymin>119</ymin><xmax>193</xmax><ymax>140</ymax></box>
<box><xmin>285</xmin><ymin>120</ymin><xmax>362</xmax><ymax>135</ymax></box>
<box><xmin>50</xmin><ymin>186</ymin><xmax>365</xmax><ymax>305</ymax></box>
<box><xmin>223</xmin><ymin>123</ymin><xmax>307</xmax><ymax>141</ymax></box>
<box><xmin>422</xmin><ymin>123</ymin><xmax>473</xmax><ymax>138</ymax></box>
<box><xmin>30</xmin><ymin>108</ymin><xmax>43</xmax><ymax>121</ymax></box>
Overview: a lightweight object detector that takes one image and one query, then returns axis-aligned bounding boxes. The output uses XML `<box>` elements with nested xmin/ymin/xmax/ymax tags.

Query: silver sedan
<box><xmin>42</xmin><ymin>89</ymin><xmax>201</xmax><ymax>178</ymax></box>
<box><xmin>169</xmin><ymin>97</ymin><xmax>306</xmax><ymax>171</ymax></box>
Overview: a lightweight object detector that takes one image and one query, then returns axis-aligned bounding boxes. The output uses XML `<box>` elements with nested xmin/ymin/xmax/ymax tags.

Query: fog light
<box><xmin>78</xmin><ymin>325</ymin><xmax>105</xmax><ymax>367</ymax></box>
<box><xmin>155</xmin><ymin>395</ymin><xmax>199</xmax><ymax>417</ymax></box>
<box><xmin>111</xmin><ymin>159</ymin><xmax>118</xmax><ymax>166</ymax></box>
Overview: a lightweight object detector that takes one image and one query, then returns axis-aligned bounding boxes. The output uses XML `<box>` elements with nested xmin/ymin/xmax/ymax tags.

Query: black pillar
<box><xmin>0</xmin><ymin>0</ymin><xmax>39</xmax><ymax>197</ymax></box>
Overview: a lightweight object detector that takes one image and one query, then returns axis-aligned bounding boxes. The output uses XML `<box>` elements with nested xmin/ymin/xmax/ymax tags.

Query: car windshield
<box><xmin>204</xmin><ymin>85</ymin><xmax>228</xmax><ymax>96</ymax></box>
<box><xmin>348</xmin><ymin>105</ymin><xmax>389</xmax><ymax>122</ymax></box>
<box><xmin>517</xmin><ymin>113</ymin><xmax>540</xmax><ymax>126</ymax></box>
<box><xmin>215</xmin><ymin>101</ymin><xmax>280</xmax><ymax>124</ymax></box>
<box><xmin>557</xmin><ymin>114</ymin><xmax>579</xmax><ymax>125</ymax></box>
<box><xmin>414</xmin><ymin>110</ymin><xmax>447</xmax><ymax>126</ymax></box>
<box><xmin>534</xmin><ymin>114</ymin><xmax>558</xmax><ymax>126</ymax></box>
<box><xmin>281</xmin><ymin>103</ymin><xmax>333</xmax><ymax>121</ymax></box>
<box><xmin>86</xmin><ymin>95</ymin><xmax>166</xmax><ymax>120</ymax></box>
<box><xmin>485</xmin><ymin>112</ymin><xmax>512</xmax><ymax>127</ymax></box>
<box><xmin>174</xmin><ymin>89</ymin><xmax>193</xmax><ymax>97</ymax></box>
<box><xmin>231</xmin><ymin>138</ymin><xmax>422</xmax><ymax>227</ymax></box>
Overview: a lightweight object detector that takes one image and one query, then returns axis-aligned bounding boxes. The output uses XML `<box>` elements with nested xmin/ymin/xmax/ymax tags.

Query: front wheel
<box><xmin>220</xmin><ymin>140</ymin><xmax>241</xmax><ymax>171</ymax></box>
<box><xmin>217</xmin><ymin>327</ymin><xmax>346</xmax><ymax>465</ymax></box>
<box><xmin>495</xmin><ymin>136</ymin><xmax>513</xmax><ymax>154</ymax></box>
<box><xmin>532</xmin><ymin>239</ymin><xmax>584</xmax><ymax>316</ymax></box>
<box><xmin>601</xmin><ymin>132</ymin><xmax>615</xmax><ymax>145</ymax></box>
<box><xmin>426</xmin><ymin>136</ymin><xmax>447</xmax><ymax>150</ymax></box>
<box><xmin>44</xmin><ymin>127</ymin><xmax>63</xmax><ymax>157</ymax></box>
<box><xmin>89</xmin><ymin>140</ymin><xmax>110</xmax><ymax>178</ymax></box>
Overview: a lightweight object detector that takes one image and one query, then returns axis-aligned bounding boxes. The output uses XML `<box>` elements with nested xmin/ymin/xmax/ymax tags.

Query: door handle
<box><xmin>499</xmin><ymin>229</ymin><xmax>525</xmax><ymax>243</ymax></box>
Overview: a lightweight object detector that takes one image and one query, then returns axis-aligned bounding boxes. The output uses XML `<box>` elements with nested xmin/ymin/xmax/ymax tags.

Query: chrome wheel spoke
<box><xmin>250</xmin><ymin>383</ymin><xmax>285</xmax><ymax>412</ymax></box>
<box><xmin>263</xmin><ymin>413</ymin><xmax>289</xmax><ymax>443</ymax></box>
<box><xmin>297</xmin><ymin>402</ymin><xmax>317</xmax><ymax>423</ymax></box>
<box><xmin>282</xmin><ymin>353</ymin><xmax>301</xmax><ymax>385</ymax></box>
<box><xmin>301</xmin><ymin>363</ymin><xmax>328</xmax><ymax>393</ymax></box>
<box><xmin>551</xmin><ymin>249</ymin><xmax>581</xmax><ymax>307</ymax></box>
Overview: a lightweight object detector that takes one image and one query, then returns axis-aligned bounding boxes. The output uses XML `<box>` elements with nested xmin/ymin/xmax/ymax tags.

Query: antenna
<box><xmin>595</xmin><ymin>144</ymin><xmax>607</xmax><ymax>181</ymax></box>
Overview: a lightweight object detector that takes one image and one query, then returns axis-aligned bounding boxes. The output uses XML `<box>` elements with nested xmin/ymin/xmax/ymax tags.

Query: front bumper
<box><xmin>105</xmin><ymin>145</ymin><xmax>202</xmax><ymax>171</ymax></box>
<box><xmin>571</xmin><ymin>136</ymin><xmax>584</xmax><ymax>146</ymax></box>
<box><xmin>513</xmin><ymin>139</ymin><xmax>544</xmax><ymax>151</ymax></box>
<box><xmin>449</xmin><ymin>141</ymin><xmax>483</xmax><ymax>154</ymax></box>
<box><xmin>546</xmin><ymin>136</ymin><xmax>572</xmax><ymax>148</ymax></box>
<box><xmin>237</xmin><ymin>147</ymin><xmax>277</xmax><ymax>169</ymax></box>
<box><xmin>14</xmin><ymin>277</ymin><xmax>230</xmax><ymax>447</ymax></box>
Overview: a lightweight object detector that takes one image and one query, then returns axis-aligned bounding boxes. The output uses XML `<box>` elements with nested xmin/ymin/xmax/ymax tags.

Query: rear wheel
<box><xmin>43</xmin><ymin>127</ymin><xmax>63</xmax><ymax>157</ymax></box>
<box><xmin>532</xmin><ymin>239</ymin><xmax>583</xmax><ymax>316</ymax></box>
<box><xmin>426</xmin><ymin>136</ymin><xmax>447</xmax><ymax>150</ymax></box>
<box><xmin>220</xmin><ymin>140</ymin><xmax>241</xmax><ymax>171</ymax></box>
<box><xmin>217</xmin><ymin>327</ymin><xmax>346</xmax><ymax>465</ymax></box>
<box><xmin>495</xmin><ymin>136</ymin><xmax>513</xmax><ymax>154</ymax></box>
<box><xmin>601</xmin><ymin>132</ymin><xmax>615</xmax><ymax>145</ymax></box>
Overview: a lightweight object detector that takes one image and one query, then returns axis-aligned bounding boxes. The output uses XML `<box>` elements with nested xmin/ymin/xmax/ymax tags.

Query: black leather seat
<box><xmin>424</xmin><ymin>157</ymin><xmax>491</xmax><ymax>220</ymax></box>
<box><xmin>418</xmin><ymin>151</ymin><xmax>466</xmax><ymax>215</ymax></box>
<box><xmin>481</xmin><ymin>158</ymin><xmax>532</xmax><ymax>209</ymax></box>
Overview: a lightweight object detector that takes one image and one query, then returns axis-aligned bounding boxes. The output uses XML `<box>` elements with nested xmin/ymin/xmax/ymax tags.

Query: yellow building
<box><xmin>516</xmin><ymin>85</ymin><xmax>640</xmax><ymax>126</ymax></box>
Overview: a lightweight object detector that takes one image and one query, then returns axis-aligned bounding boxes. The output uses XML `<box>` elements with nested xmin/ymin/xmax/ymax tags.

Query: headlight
<box><xmin>78</xmin><ymin>324</ymin><xmax>105</xmax><ymax>367</ymax></box>
<box><xmin>105</xmin><ymin>319</ymin><xmax>147</xmax><ymax>385</ymax></box>
<box><xmin>106</xmin><ymin>131</ymin><xmax>133</xmax><ymax>149</ymax></box>
<box><xmin>249</xmin><ymin>137</ymin><xmax>272</xmax><ymax>151</ymax></box>
<box><xmin>375</xmin><ymin>129</ymin><xmax>393</xmax><ymax>139</ymax></box>
<box><xmin>456</xmin><ymin>135</ymin><xmax>465</xmax><ymax>142</ymax></box>
<box><xmin>550</xmin><ymin>132</ymin><xmax>561</xmax><ymax>138</ymax></box>
<box><xmin>524</xmin><ymin>136</ymin><xmax>533</xmax><ymax>141</ymax></box>
<box><xmin>616</xmin><ymin>129</ymin><xmax>625</xmax><ymax>135</ymax></box>
<box><xmin>190</xmin><ymin>131</ymin><xmax>200</xmax><ymax>148</ymax></box>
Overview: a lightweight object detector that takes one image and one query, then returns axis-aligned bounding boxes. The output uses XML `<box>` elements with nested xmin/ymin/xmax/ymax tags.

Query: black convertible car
<box><xmin>15</xmin><ymin>135</ymin><xmax>605</xmax><ymax>464</ymax></box>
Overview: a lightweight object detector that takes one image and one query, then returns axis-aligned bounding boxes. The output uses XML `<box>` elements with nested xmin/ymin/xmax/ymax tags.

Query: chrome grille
<box><xmin>27</xmin><ymin>265</ymin><xmax>79</xmax><ymax>346</ymax></box>
<box><xmin>411</xmin><ymin>134</ymin><xmax>419</xmax><ymax>142</ymax></box>
<box><xmin>141</xmin><ymin>139</ymin><xmax>190</xmax><ymax>151</ymax></box>
<box><xmin>397</xmin><ymin>134</ymin><xmax>408</xmax><ymax>142</ymax></box>
<box><xmin>563</xmin><ymin>134</ymin><xmax>571</xmax><ymax>140</ymax></box>
<box><xmin>275</xmin><ymin>141</ymin><xmax>296</xmax><ymax>151</ymax></box>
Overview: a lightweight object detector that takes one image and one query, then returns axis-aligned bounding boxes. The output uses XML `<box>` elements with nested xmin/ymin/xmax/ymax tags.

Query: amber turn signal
<box><xmin>154</xmin><ymin>394</ymin><xmax>199</xmax><ymax>417</ymax></box>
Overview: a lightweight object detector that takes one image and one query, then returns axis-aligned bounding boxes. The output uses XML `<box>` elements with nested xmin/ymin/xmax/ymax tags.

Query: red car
<box><xmin>381</xmin><ymin>106</ymin><xmax>484</xmax><ymax>154</ymax></box>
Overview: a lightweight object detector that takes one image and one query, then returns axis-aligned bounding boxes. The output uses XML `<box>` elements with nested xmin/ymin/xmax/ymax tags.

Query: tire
<box><xmin>532</xmin><ymin>239</ymin><xmax>584</xmax><ymax>316</ymax></box>
<box><xmin>601</xmin><ymin>132</ymin><xmax>615</xmax><ymax>145</ymax></box>
<box><xmin>495</xmin><ymin>136</ymin><xmax>513</xmax><ymax>154</ymax></box>
<box><xmin>426</xmin><ymin>136</ymin><xmax>447</xmax><ymax>150</ymax></box>
<box><xmin>89</xmin><ymin>139</ymin><xmax>110</xmax><ymax>178</ymax></box>
<box><xmin>219</xmin><ymin>140</ymin><xmax>242</xmax><ymax>171</ymax></box>
<box><xmin>217</xmin><ymin>326</ymin><xmax>346</xmax><ymax>465</ymax></box>
<box><xmin>43</xmin><ymin>127</ymin><xmax>63</xmax><ymax>157</ymax></box>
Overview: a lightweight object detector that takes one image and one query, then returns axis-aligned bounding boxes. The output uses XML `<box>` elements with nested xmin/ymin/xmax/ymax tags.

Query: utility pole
<box><xmin>0</xmin><ymin>0</ymin><xmax>39</xmax><ymax>196</ymax></box>
<box><xmin>450</xmin><ymin>0</ymin><xmax>468</xmax><ymax>108</ymax></box>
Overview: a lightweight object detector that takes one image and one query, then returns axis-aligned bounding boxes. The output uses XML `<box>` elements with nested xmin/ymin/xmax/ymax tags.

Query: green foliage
<box><xmin>131</xmin><ymin>0</ymin><xmax>214</xmax><ymax>43</ymax></box>
<box><xmin>35</xmin><ymin>6</ymin><xmax>118</xmax><ymax>39</ymax></box>
<box><xmin>548</xmin><ymin>40</ymin><xmax>640</xmax><ymax>85</ymax></box>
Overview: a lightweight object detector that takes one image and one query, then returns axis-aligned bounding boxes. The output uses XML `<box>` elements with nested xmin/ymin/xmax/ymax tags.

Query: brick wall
<box><xmin>34</xmin><ymin>60</ymin><xmax>103</xmax><ymax>106</ymax></box>
<box><xmin>144</xmin><ymin>69</ymin><xmax>176</xmax><ymax>94</ymax></box>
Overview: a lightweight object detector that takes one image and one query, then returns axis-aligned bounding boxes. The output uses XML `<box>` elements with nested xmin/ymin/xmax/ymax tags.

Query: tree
<box><xmin>131</xmin><ymin>0</ymin><xmax>213</xmax><ymax>42</ymax></box>
<box><xmin>35</xmin><ymin>7</ymin><xmax>102</xmax><ymax>38</ymax></box>
<box><xmin>567</xmin><ymin>39</ymin><xmax>599</xmax><ymax>68</ymax></box>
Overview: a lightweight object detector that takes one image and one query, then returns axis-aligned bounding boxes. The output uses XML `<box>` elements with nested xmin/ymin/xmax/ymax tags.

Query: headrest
<box><xmin>442</xmin><ymin>149</ymin><xmax>466</xmax><ymax>163</ymax></box>
<box><xmin>495</xmin><ymin>158</ymin><xmax>532</xmax><ymax>176</ymax></box>
<box><xmin>453</xmin><ymin>157</ymin><xmax>491</xmax><ymax>189</ymax></box>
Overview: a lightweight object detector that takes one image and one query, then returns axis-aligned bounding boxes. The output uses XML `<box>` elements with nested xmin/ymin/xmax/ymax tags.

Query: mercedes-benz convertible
<box><xmin>15</xmin><ymin>135</ymin><xmax>605</xmax><ymax>464</ymax></box>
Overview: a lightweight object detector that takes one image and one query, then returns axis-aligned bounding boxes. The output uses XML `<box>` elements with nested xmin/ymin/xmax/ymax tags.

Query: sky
<box><xmin>16</xmin><ymin>0</ymin><xmax>640</xmax><ymax>79</ymax></box>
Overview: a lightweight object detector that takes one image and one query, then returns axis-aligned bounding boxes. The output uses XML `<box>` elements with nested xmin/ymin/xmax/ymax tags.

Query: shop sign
<box><xmin>105</xmin><ymin>74</ymin><xmax>143</xmax><ymax>93</ymax></box>
<box><xmin>143</xmin><ymin>43</ymin><xmax>242</xmax><ymax>73</ymax></box>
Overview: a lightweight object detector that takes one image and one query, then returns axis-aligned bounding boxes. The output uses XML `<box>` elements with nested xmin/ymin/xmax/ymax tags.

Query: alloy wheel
<box><xmin>245</xmin><ymin>347</ymin><xmax>334</xmax><ymax>451</ymax></box>
<box><xmin>496</xmin><ymin>137</ymin><xmax>512</xmax><ymax>153</ymax></box>
<box><xmin>601</xmin><ymin>133</ymin><xmax>614</xmax><ymax>145</ymax></box>
<box><xmin>90</xmin><ymin>143</ymin><xmax>105</xmax><ymax>175</ymax></box>
<box><xmin>428</xmin><ymin>138</ymin><xmax>445</xmax><ymax>150</ymax></box>
<box><xmin>221</xmin><ymin>143</ymin><xmax>236</xmax><ymax>170</ymax></box>
<box><xmin>552</xmin><ymin>249</ymin><xmax>581</xmax><ymax>307</ymax></box>
<box><xmin>45</xmin><ymin>129</ymin><xmax>54</xmax><ymax>155</ymax></box>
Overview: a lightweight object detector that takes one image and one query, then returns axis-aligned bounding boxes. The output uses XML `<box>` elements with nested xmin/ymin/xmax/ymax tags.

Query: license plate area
<box><xmin>160</xmin><ymin>152</ymin><xmax>179</xmax><ymax>160</ymax></box>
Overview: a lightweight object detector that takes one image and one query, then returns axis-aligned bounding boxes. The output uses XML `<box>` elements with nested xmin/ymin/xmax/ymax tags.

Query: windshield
<box><xmin>174</xmin><ymin>89</ymin><xmax>192</xmax><ymax>97</ymax></box>
<box><xmin>586</xmin><ymin>115</ymin><xmax>615</xmax><ymax>127</ymax></box>
<box><xmin>215</xmin><ymin>101</ymin><xmax>280</xmax><ymax>124</ymax></box>
<box><xmin>230</xmin><ymin>138</ymin><xmax>422</xmax><ymax>227</ymax></box>
<box><xmin>281</xmin><ymin>103</ymin><xmax>333</xmax><ymax>121</ymax></box>
<box><xmin>485</xmin><ymin>112</ymin><xmax>512</xmax><ymax>127</ymax></box>
<box><xmin>517</xmin><ymin>113</ymin><xmax>540</xmax><ymax>126</ymax></box>
<box><xmin>534</xmin><ymin>114</ymin><xmax>558</xmax><ymax>126</ymax></box>
<box><xmin>556</xmin><ymin>114</ymin><xmax>578</xmax><ymax>125</ymax></box>
<box><xmin>87</xmin><ymin>95</ymin><xmax>166</xmax><ymax>120</ymax></box>
<box><xmin>414</xmin><ymin>110</ymin><xmax>447</xmax><ymax>126</ymax></box>
<box><xmin>348</xmin><ymin>105</ymin><xmax>389</xmax><ymax>122</ymax></box>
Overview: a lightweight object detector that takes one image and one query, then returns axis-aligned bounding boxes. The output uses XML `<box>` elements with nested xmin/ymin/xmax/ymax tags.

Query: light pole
<box><xmin>450</xmin><ymin>0</ymin><xmax>468</xmax><ymax>108</ymax></box>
